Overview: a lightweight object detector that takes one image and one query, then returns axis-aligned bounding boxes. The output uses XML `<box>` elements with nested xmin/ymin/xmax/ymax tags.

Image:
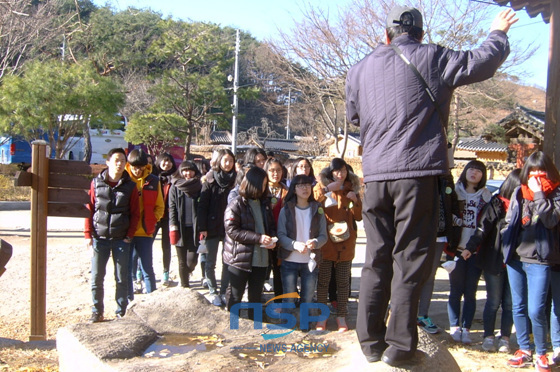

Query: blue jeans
<box><xmin>447</xmin><ymin>255</ymin><xmax>482</xmax><ymax>329</ymax></box>
<box><xmin>281</xmin><ymin>260</ymin><xmax>319</xmax><ymax>305</ymax></box>
<box><xmin>483</xmin><ymin>269</ymin><xmax>513</xmax><ymax>338</ymax></box>
<box><xmin>128</xmin><ymin>236</ymin><xmax>157</xmax><ymax>300</ymax></box>
<box><xmin>507</xmin><ymin>259</ymin><xmax>550</xmax><ymax>354</ymax></box>
<box><xmin>550</xmin><ymin>270</ymin><xmax>560</xmax><ymax>348</ymax></box>
<box><xmin>91</xmin><ymin>238</ymin><xmax>130</xmax><ymax>315</ymax></box>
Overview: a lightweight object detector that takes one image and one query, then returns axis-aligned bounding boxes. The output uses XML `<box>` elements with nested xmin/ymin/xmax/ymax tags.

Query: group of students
<box><xmin>85</xmin><ymin>146</ymin><xmax>363</xmax><ymax>333</ymax></box>
<box><xmin>417</xmin><ymin>151</ymin><xmax>560</xmax><ymax>371</ymax></box>
<box><xmin>197</xmin><ymin>148</ymin><xmax>362</xmax><ymax>332</ymax></box>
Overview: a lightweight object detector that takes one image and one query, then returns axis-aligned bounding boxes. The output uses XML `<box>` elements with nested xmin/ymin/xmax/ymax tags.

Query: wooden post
<box><xmin>29</xmin><ymin>141</ymin><xmax>49</xmax><ymax>341</ymax></box>
<box><xmin>544</xmin><ymin>2</ymin><xmax>559</xmax><ymax>164</ymax></box>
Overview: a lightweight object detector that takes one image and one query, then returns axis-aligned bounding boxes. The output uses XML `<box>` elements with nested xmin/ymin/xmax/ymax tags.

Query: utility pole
<box><xmin>231</xmin><ymin>29</ymin><xmax>240</xmax><ymax>155</ymax></box>
<box><xmin>286</xmin><ymin>87</ymin><xmax>291</xmax><ymax>140</ymax></box>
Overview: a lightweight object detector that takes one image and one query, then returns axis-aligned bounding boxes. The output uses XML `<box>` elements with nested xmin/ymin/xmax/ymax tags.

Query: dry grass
<box><xmin>0</xmin><ymin>316</ymin><xmax>71</xmax><ymax>372</ymax></box>
<box><xmin>0</xmin><ymin>164</ymin><xmax>30</xmax><ymax>201</ymax></box>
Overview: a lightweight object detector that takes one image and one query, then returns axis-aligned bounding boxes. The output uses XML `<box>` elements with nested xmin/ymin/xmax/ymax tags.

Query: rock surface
<box><xmin>57</xmin><ymin>287</ymin><xmax>461</xmax><ymax>371</ymax></box>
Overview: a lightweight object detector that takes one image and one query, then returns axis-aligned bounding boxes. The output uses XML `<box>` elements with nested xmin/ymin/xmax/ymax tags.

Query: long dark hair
<box><xmin>499</xmin><ymin>169</ymin><xmax>521</xmax><ymax>199</ymax></box>
<box><xmin>289</xmin><ymin>157</ymin><xmax>314</xmax><ymax>181</ymax></box>
<box><xmin>520</xmin><ymin>151</ymin><xmax>560</xmax><ymax>185</ymax></box>
<box><xmin>243</xmin><ymin>148</ymin><xmax>267</xmax><ymax>167</ymax></box>
<box><xmin>325</xmin><ymin>157</ymin><xmax>350</xmax><ymax>182</ymax></box>
<box><xmin>264</xmin><ymin>157</ymin><xmax>284</xmax><ymax>183</ymax></box>
<box><xmin>155</xmin><ymin>152</ymin><xmax>177</xmax><ymax>177</ymax></box>
<box><xmin>212</xmin><ymin>149</ymin><xmax>235</xmax><ymax>173</ymax></box>
<box><xmin>458</xmin><ymin>160</ymin><xmax>487</xmax><ymax>191</ymax></box>
<box><xmin>284</xmin><ymin>175</ymin><xmax>315</xmax><ymax>203</ymax></box>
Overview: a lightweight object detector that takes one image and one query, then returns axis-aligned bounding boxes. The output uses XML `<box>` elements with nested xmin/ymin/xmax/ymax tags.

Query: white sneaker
<box><xmin>263</xmin><ymin>282</ymin><xmax>273</xmax><ymax>292</ymax></box>
<box><xmin>211</xmin><ymin>294</ymin><xmax>222</xmax><ymax>306</ymax></box>
<box><xmin>450</xmin><ymin>327</ymin><xmax>462</xmax><ymax>342</ymax></box>
<box><xmin>553</xmin><ymin>347</ymin><xmax>560</xmax><ymax>365</ymax></box>
<box><xmin>482</xmin><ymin>336</ymin><xmax>496</xmax><ymax>352</ymax></box>
<box><xmin>498</xmin><ymin>338</ymin><xmax>510</xmax><ymax>353</ymax></box>
<box><xmin>201</xmin><ymin>278</ymin><xmax>209</xmax><ymax>288</ymax></box>
<box><xmin>461</xmin><ymin>329</ymin><xmax>472</xmax><ymax>344</ymax></box>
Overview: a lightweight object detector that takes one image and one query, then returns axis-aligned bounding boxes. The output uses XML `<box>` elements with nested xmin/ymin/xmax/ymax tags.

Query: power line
<box><xmin>469</xmin><ymin>0</ymin><xmax>502</xmax><ymax>6</ymax></box>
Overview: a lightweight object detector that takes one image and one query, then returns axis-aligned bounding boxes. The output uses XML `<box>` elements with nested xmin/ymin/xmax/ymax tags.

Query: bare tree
<box><xmin>269</xmin><ymin>0</ymin><xmax>537</xmax><ymax>156</ymax></box>
<box><xmin>0</xmin><ymin>0</ymin><xmax>68</xmax><ymax>80</ymax></box>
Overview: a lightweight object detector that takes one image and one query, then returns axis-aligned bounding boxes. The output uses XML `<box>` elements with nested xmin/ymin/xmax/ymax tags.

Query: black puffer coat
<box><xmin>222</xmin><ymin>196</ymin><xmax>276</xmax><ymax>272</ymax></box>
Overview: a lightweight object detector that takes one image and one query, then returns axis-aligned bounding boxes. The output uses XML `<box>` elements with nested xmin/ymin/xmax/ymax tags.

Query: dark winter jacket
<box><xmin>346</xmin><ymin>31</ymin><xmax>510</xmax><ymax>182</ymax></box>
<box><xmin>197</xmin><ymin>170</ymin><xmax>235</xmax><ymax>239</ymax></box>
<box><xmin>168</xmin><ymin>183</ymin><xmax>200</xmax><ymax>248</ymax></box>
<box><xmin>502</xmin><ymin>186</ymin><xmax>560</xmax><ymax>265</ymax></box>
<box><xmin>277</xmin><ymin>200</ymin><xmax>327</xmax><ymax>263</ymax></box>
<box><xmin>438</xmin><ymin>174</ymin><xmax>461</xmax><ymax>253</ymax></box>
<box><xmin>222</xmin><ymin>196</ymin><xmax>276</xmax><ymax>272</ymax></box>
<box><xmin>465</xmin><ymin>195</ymin><xmax>507</xmax><ymax>275</ymax></box>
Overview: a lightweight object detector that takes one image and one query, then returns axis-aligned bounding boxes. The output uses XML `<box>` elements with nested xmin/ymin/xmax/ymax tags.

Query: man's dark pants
<box><xmin>91</xmin><ymin>238</ymin><xmax>131</xmax><ymax>316</ymax></box>
<box><xmin>357</xmin><ymin>176</ymin><xmax>438</xmax><ymax>361</ymax></box>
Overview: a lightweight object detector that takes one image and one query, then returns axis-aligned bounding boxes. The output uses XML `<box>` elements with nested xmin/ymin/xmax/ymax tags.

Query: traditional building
<box><xmin>455</xmin><ymin>138</ymin><xmax>508</xmax><ymax>162</ymax></box>
<box><xmin>498</xmin><ymin>105</ymin><xmax>544</xmax><ymax>167</ymax></box>
<box><xmin>327</xmin><ymin>134</ymin><xmax>362</xmax><ymax>158</ymax></box>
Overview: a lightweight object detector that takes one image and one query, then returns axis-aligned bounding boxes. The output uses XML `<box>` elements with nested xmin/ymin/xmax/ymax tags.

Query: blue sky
<box><xmin>93</xmin><ymin>0</ymin><xmax>550</xmax><ymax>90</ymax></box>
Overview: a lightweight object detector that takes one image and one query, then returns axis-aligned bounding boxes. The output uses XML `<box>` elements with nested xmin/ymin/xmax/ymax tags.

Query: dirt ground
<box><xmin>0</xmin><ymin>211</ymin><xmax>552</xmax><ymax>371</ymax></box>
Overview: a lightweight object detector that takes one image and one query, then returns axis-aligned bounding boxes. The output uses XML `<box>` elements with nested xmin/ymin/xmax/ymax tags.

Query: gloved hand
<box><xmin>169</xmin><ymin>226</ymin><xmax>179</xmax><ymax>245</ymax></box>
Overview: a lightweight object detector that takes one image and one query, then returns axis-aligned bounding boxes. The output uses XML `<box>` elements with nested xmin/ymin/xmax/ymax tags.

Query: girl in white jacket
<box><xmin>448</xmin><ymin>160</ymin><xmax>492</xmax><ymax>344</ymax></box>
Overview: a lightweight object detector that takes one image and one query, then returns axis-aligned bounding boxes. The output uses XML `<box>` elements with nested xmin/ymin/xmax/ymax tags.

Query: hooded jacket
<box><xmin>346</xmin><ymin>31</ymin><xmax>510</xmax><ymax>182</ymax></box>
<box><xmin>313</xmin><ymin>168</ymin><xmax>362</xmax><ymax>262</ymax></box>
<box><xmin>125</xmin><ymin>163</ymin><xmax>164</xmax><ymax>237</ymax></box>
<box><xmin>455</xmin><ymin>182</ymin><xmax>492</xmax><ymax>249</ymax></box>
<box><xmin>502</xmin><ymin>186</ymin><xmax>560</xmax><ymax>265</ymax></box>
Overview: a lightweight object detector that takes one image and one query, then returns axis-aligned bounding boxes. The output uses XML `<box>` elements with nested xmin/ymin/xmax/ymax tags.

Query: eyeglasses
<box><xmin>295</xmin><ymin>184</ymin><xmax>312</xmax><ymax>189</ymax></box>
<box><xmin>268</xmin><ymin>168</ymin><xmax>282</xmax><ymax>174</ymax></box>
<box><xmin>297</xmin><ymin>165</ymin><xmax>310</xmax><ymax>169</ymax></box>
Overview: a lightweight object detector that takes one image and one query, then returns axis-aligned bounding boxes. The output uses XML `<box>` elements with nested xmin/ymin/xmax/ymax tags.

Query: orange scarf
<box><xmin>521</xmin><ymin>175</ymin><xmax>560</xmax><ymax>201</ymax></box>
<box><xmin>498</xmin><ymin>196</ymin><xmax>510</xmax><ymax>212</ymax></box>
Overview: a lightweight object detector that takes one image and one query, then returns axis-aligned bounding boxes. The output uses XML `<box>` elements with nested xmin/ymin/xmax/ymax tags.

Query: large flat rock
<box><xmin>57</xmin><ymin>287</ymin><xmax>461</xmax><ymax>371</ymax></box>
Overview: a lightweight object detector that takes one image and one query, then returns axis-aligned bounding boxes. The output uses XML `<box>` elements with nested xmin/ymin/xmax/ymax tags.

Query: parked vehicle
<box><xmin>0</xmin><ymin>135</ymin><xmax>84</xmax><ymax>169</ymax></box>
<box><xmin>89</xmin><ymin>128</ymin><xmax>128</xmax><ymax>164</ymax></box>
<box><xmin>486</xmin><ymin>179</ymin><xmax>504</xmax><ymax>195</ymax></box>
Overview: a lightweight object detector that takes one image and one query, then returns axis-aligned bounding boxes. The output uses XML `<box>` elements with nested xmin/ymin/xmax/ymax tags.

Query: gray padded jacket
<box><xmin>346</xmin><ymin>31</ymin><xmax>510</xmax><ymax>183</ymax></box>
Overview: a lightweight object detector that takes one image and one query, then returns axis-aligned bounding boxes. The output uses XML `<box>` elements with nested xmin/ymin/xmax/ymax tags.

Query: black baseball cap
<box><xmin>386</xmin><ymin>6</ymin><xmax>423</xmax><ymax>30</ymax></box>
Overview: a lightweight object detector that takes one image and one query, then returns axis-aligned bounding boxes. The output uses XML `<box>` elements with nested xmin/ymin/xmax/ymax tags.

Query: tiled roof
<box><xmin>456</xmin><ymin>138</ymin><xmax>508</xmax><ymax>153</ymax></box>
<box><xmin>347</xmin><ymin>133</ymin><xmax>361</xmax><ymax>144</ymax></box>
<box><xmin>492</xmin><ymin>1</ymin><xmax>551</xmax><ymax>23</ymax></box>
<box><xmin>210</xmin><ymin>131</ymin><xmax>232</xmax><ymax>144</ymax></box>
<box><xmin>263</xmin><ymin>139</ymin><xmax>300</xmax><ymax>152</ymax></box>
<box><xmin>498</xmin><ymin>105</ymin><xmax>545</xmax><ymax>139</ymax></box>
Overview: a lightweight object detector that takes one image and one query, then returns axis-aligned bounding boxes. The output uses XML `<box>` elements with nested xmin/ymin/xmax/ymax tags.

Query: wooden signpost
<box><xmin>15</xmin><ymin>141</ymin><xmax>92</xmax><ymax>341</ymax></box>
